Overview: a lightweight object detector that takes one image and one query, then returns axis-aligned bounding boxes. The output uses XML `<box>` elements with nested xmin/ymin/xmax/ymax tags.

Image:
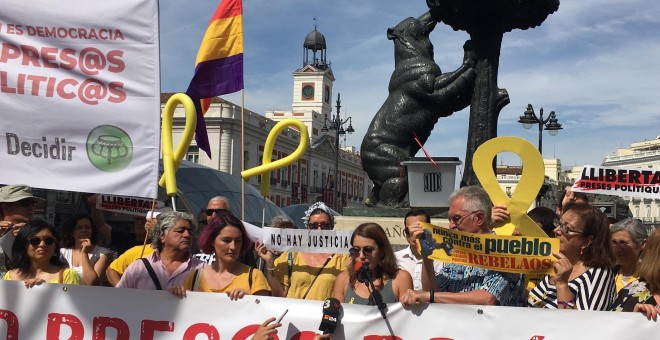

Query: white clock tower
<box><xmin>291</xmin><ymin>25</ymin><xmax>335</xmax><ymax>138</ymax></box>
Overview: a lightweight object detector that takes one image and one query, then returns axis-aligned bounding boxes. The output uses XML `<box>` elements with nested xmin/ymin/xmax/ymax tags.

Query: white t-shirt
<box><xmin>395</xmin><ymin>246</ymin><xmax>444</xmax><ymax>291</ymax></box>
<box><xmin>60</xmin><ymin>245</ymin><xmax>111</xmax><ymax>279</ymax></box>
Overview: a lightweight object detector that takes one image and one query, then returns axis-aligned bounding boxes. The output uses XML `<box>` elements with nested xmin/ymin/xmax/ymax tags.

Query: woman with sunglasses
<box><xmin>528</xmin><ymin>203</ymin><xmax>616</xmax><ymax>309</ymax></box>
<box><xmin>3</xmin><ymin>219</ymin><xmax>82</xmax><ymax>286</ymax></box>
<box><xmin>332</xmin><ymin>223</ymin><xmax>413</xmax><ymax>305</ymax></box>
<box><xmin>59</xmin><ymin>214</ymin><xmax>112</xmax><ymax>285</ymax></box>
<box><xmin>256</xmin><ymin>202</ymin><xmax>348</xmax><ymax>300</ymax></box>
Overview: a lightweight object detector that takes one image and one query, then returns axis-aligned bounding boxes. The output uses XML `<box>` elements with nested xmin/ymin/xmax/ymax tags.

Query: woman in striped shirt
<box><xmin>528</xmin><ymin>203</ymin><xmax>616</xmax><ymax>310</ymax></box>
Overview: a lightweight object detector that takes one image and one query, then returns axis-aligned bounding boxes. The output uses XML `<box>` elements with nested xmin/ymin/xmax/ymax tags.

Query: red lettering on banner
<box><xmin>233</xmin><ymin>324</ymin><xmax>281</xmax><ymax>340</ymax></box>
<box><xmin>183</xmin><ymin>323</ymin><xmax>219</xmax><ymax>340</ymax></box>
<box><xmin>0</xmin><ymin>309</ymin><xmax>19</xmax><ymax>339</ymax></box>
<box><xmin>289</xmin><ymin>331</ymin><xmax>318</xmax><ymax>340</ymax></box>
<box><xmin>140</xmin><ymin>320</ymin><xmax>173</xmax><ymax>340</ymax></box>
<box><xmin>93</xmin><ymin>316</ymin><xmax>130</xmax><ymax>340</ymax></box>
<box><xmin>47</xmin><ymin>313</ymin><xmax>84</xmax><ymax>340</ymax></box>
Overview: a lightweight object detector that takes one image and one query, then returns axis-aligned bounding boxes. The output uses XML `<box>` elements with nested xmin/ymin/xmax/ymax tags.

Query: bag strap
<box><xmin>58</xmin><ymin>268</ymin><xmax>64</xmax><ymax>283</ymax></box>
<box><xmin>301</xmin><ymin>255</ymin><xmax>333</xmax><ymax>300</ymax></box>
<box><xmin>287</xmin><ymin>252</ymin><xmax>293</xmax><ymax>280</ymax></box>
<box><xmin>191</xmin><ymin>268</ymin><xmax>202</xmax><ymax>291</ymax></box>
<box><xmin>141</xmin><ymin>258</ymin><xmax>162</xmax><ymax>290</ymax></box>
<box><xmin>248</xmin><ymin>267</ymin><xmax>254</xmax><ymax>291</ymax></box>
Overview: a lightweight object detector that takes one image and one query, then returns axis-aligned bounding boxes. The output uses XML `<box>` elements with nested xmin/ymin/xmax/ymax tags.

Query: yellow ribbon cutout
<box><xmin>241</xmin><ymin>119</ymin><xmax>309</xmax><ymax>197</ymax></box>
<box><xmin>159</xmin><ymin>93</ymin><xmax>197</xmax><ymax>196</ymax></box>
<box><xmin>473</xmin><ymin>136</ymin><xmax>547</xmax><ymax>237</ymax></box>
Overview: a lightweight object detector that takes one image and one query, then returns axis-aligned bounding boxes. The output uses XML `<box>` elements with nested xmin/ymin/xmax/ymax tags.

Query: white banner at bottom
<box><xmin>0</xmin><ymin>280</ymin><xmax>658</xmax><ymax>339</ymax></box>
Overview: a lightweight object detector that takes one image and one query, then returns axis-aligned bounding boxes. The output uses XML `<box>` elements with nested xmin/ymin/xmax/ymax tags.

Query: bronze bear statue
<box><xmin>360</xmin><ymin>11</ymin><xmax>476</xmax><ymax>207</ymax></box>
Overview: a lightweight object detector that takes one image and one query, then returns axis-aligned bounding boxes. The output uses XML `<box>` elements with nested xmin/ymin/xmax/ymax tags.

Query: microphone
<box><xmin>318</xmin><ymin>298</ymin><xmax>342</xmax><ymax>334</ymax></box>
<box><xmin>355</xmin><ymin>260</ymin><xmax>372</xmax><ymax>283</ymax></box>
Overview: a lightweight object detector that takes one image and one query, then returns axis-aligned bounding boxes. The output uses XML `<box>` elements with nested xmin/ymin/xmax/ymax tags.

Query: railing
<box><xmin>603</xmin><ymin>149</ymin><xmax>660</xmax><ymax>163</ymax></box>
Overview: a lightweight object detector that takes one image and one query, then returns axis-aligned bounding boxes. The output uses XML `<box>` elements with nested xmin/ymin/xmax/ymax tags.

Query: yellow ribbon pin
<box><xmin>159</xmin><ymin>93</ymin><xmax>197</xmax><ymax>196</ymax></box>
<box><xmin>241</xmin><ymin>119</ymin><xmax>309</xmax><ymax>197</ymax></box>
<box><xmin>473</xmin><ymin>136</ymin><xmax>547</xmax><ymax>237</ymax></box>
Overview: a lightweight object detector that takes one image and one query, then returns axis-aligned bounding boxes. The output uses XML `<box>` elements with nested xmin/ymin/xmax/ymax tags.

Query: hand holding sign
<box><xmin>473</xmin><ymin>136</ymin><xmax>547</xmax><ymax>237</ymax></box>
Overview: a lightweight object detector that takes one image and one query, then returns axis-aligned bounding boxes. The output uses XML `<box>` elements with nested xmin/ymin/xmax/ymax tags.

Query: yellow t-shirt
<box><xmin>182</xmin><ymin>265</ymin><xmax>270</xmax><ymax>294</ymax></box>
<box><xmin>3</xmin><ymin>268</ymin><xmax>82</xmax><ymax>285</ymax></box>
<box><xmin>108</xmin><ymin>245</ymin><xmax>155</xmax><ymax>275</ymax></box>
<box><xmin>273</xmin><ymin>252</ymin><xmax>348</xmax><ymax>301</ymax></box>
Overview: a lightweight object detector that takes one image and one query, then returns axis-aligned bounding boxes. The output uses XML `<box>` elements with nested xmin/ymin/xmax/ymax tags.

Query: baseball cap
<box><xmin>0</xmin><ymin>185</ymin><xmax>46</xmax><ymax>203</ymax></box>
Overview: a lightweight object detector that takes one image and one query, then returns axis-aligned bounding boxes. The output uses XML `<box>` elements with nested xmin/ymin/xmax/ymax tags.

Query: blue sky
<box><xmin>160</xmin><ymin>1</ymin><xmax>660</xmax><ymax>173</ymax></box>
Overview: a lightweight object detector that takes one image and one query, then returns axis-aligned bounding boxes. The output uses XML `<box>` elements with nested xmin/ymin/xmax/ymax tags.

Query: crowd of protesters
<box><xmin>1</xmin><ymin>182</ymin><xmax>659</xmax><ymax>339</ymax></box>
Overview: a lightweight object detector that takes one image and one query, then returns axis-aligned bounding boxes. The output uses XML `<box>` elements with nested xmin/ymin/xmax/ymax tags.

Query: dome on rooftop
<box><xmin>304</xmin><ymin>29</ymin><xmax>326</xmax><ymax>52</ymax></box>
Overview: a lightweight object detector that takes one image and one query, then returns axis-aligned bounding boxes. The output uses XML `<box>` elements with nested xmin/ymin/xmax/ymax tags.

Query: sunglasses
<box><xmin>348</xmin><ymin>246</ymin><xmax>377</xmax><ymax>257</ymax></box>
<box><xmin>448</xmin><ymin>211</ymin><xmax>480</xmax><ymax>225</ymax></box>
<box><xmin>28</xmin><ymin>236</ymin><xmax>56</xmax><ymax>247</ymax></box>
<box><xmin>17</xmin><ymin>199</ymin><xmax>37</xmax><ymax>207</ymax></box>
<box><xmin>206</xmin><ymin>208</ymin><xmax>226</xmax><ymax>216</ymax></box>
<box><xmin>307</xmin><ymin>222</ymin><xmax>333</xmax><ymax>230</ymax></box>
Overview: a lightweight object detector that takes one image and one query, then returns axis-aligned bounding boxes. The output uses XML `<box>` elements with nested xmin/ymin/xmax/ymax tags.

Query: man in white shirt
<box><xmin>395</xmin><ymin>209</ymin><xmax>443</xmax><ymax>290</ymax></box>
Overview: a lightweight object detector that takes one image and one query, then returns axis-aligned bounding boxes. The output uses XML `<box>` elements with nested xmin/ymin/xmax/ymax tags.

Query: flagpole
<box><xmin>241</xmin><ymin>89</ymin><xmax>245</xmax><ymax>221</ymax></box>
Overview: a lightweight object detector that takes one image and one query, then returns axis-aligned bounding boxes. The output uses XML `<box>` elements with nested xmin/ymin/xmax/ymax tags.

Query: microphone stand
<box><xmin>360</xmin><ymin>266</ymin><xmax>388</xmax><ymax>320</ymax></box>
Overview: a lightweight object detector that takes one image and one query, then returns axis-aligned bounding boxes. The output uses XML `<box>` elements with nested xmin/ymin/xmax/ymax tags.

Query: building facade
<box><xmin>167</xmin><ymin>26</ymin><xmax>371</xmax><ymax>210</ymax></box>
<box><xmin>601</xmin><ymin>136</ymin><xmax>660</xmax><ymax>229</ymax></box>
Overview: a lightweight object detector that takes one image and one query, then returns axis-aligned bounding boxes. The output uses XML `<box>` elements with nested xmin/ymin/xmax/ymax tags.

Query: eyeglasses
<box><xmin>556</xmin><ymin>221</ymin><xmax>583</xmax><ymax>235</ymax></box>
<box><xmin>206</xmin><ymin>209</ymin><xmax>226</xmax><ymax>216</ymax></box>
<box><xmin>17</xmin><ymin>199</ymin><xmax>37</xmax><ymax>207</ymax></box>
<box><xmin>348</xmin><ymin>246</ymin><xmax>377</xmax><ymax>257</ymax></box>
<box><xmin>448</xmin><ymin>211</ymin><xmax>481</xmax><ymax>225</ymax></box>
<box><xmin>307</xmin><ymin>222</ymin><xmax>333</xmax><ymax>230</ymax></box>
<box><xmin>28</xmin><ymin>236</ymin><xmax>56</xmax><ymax>247</ymax></box>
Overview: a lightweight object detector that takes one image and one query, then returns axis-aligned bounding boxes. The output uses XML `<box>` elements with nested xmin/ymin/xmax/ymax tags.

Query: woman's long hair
<box><xmin>638</xmin><ymin>228</ymin><xmax>660</xmax><ymax>294</ymax></box>
<box><xmin>348</xmin><ymin>223</ymin><xmax>399</xmax><ymax>286</ymax></box>
<box><xmin>60</xmin><ymin>213</ymin><xmax>99</xmax><ymax>248</ymax></box>
<box><xmin>11</xmin><ymin>219</ymin><xmax>65</xmax><ymax>276</ymax></box>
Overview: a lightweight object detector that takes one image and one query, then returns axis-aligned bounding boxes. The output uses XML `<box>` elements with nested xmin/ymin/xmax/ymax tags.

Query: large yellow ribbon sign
<box><xmin>473</xmin><ymin>136</ymin><xmax>547</xmax><ymax>237</ymax></box>
<box><xmin>241</xmin><ymin>119</ymin><xmax>309</xmax><ymax>197</ymax></box>
<box><xmin>159</xmin><ymin>93</ymin><xmax>197</xmax><ymax>196</ymax></box>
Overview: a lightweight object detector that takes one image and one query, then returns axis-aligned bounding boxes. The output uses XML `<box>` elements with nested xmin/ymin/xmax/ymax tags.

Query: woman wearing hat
<box><xmin>256</xmin><ymin>202</ymin><xmax>348</xmax><ymax>300</ymax></box>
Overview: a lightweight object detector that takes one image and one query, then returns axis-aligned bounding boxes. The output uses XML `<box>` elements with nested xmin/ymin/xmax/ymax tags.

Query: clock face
<box><xmin>302</xmin><ymin>85</ymin><xmax>314</xmax><ymax>99</ymax></box>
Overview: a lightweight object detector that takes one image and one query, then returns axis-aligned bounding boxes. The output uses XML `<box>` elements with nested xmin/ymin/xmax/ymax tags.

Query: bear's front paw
<box><xmin>463</xmin><ymin>40</ymin><xmax>477</xmax><ymax>67</ymax></box>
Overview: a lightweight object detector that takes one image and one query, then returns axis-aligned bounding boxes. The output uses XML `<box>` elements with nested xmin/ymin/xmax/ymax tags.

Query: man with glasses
<box><xmin>0</xmin><ymin>184</ymin><xmax>45</xmax><ymax>274</ymax></box>
<box><xmin>395</xmin><ymin>209</ymin><xmax>444</xmax><ymax>290</ymax></box>
<box><xmin>401</xmin><ymin>186</ymin><xmax>525</xmax><ymax>307</ymax></box>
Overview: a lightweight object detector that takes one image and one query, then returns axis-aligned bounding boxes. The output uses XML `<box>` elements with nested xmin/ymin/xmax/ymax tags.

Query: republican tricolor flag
<box><xmin>186</xmin><ymin>0</ymin><xmax>244</xmax><ymax>158</ymax></box>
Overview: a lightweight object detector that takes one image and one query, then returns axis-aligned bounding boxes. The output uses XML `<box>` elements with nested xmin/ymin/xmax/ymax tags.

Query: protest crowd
<box><xmin>1</xmin><ymin>182</ymin><xmax>659</xmax><ymax>339</ymax></box>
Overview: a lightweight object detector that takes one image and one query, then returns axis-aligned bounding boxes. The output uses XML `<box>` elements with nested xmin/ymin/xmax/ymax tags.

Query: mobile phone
<box><xmin>275</xmin><ymin>309</ymin><xmax>288</xmax><ymax>323</ymax></box>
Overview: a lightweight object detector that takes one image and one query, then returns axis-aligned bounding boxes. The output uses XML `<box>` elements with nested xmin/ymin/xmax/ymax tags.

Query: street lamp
<box><xmin>517</xmin><ymin>103</ymin><xmax>562</xmax><ymax>155</ymax></box>
<box><xmin>517</xmin><ymin>103</ymin><xmax>562</xmax><ymax>208</ymax></box>
<box><xmin>321</xmin><ymin>93</ymin><xmax>354</xmax><ymax>212</ymax></box>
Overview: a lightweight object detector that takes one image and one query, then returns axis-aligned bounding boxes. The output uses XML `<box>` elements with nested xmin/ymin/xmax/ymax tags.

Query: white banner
<box><xmin>572</xmin><ymin>165</ymin><xmax>660</xmax><ymax>199</ymax></box>
<box><xmin>0</xmin><ymin>0</ymin><xmax>160</xmax><ymax>198</ymax></box>
<box><xmin>0</xmin><ymin>280</ymin><xmax>658</xmax><ymax>339</ymax></box>
<box><xmin>96</xmin><ymin>194</ymin><xmax>164</xmax><ymax>217</ymax></box>
<box><xmin>262</xmin><ymin>227</ymin><xmax>353</xmax><ymax>254</ymax></box>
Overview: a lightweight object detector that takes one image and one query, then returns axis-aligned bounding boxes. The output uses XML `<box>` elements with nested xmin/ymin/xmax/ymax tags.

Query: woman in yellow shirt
<box><xmin>3</xmin><ymin>219</ymin><xmax>82</xmax><ymax>286</ymax></box>
<box><xmin>170</xmin><ymin>210</ymin><xmax>270</xmax><ymax>299</ymax></box>
<box><xmin>256</xmin><ymin>202</ymin><xmax>348</xmax><ymax>300</ymax></box>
